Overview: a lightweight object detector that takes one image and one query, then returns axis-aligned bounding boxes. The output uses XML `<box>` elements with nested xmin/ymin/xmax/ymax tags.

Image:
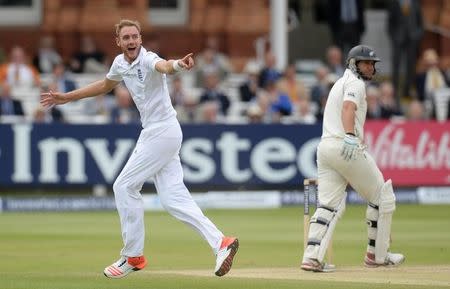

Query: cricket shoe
<box><xmin>103</xmin><ymin>255</ymin><xmax>147</xmax><ymax>278</ymax></box>
<box><xmin>214</xmin><ymin>236</ymin><xmax>239</xmax><ymax>276</ymax></box>
<box><xmin>364</xmin><ymin>252</ymin><xmax>405</xmax><ymax>268</ymax></box>
<box><xmin>301</xmin><ymin>258</ymin><xmax>335</xmax><ymax>272</ymax></box>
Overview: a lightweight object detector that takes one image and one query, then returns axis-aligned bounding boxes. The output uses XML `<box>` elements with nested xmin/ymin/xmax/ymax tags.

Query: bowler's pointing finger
<box><xmin>184</xmin><ymin>53</ymin><xmax>194</xmax><ymax>60</ymax></box>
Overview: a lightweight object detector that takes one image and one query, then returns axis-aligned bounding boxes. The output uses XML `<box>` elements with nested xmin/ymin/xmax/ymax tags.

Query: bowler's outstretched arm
<box><xmin>40</xmin><ymin>78</ymin><xmax>119</xmax><ymax>108</ymax></box>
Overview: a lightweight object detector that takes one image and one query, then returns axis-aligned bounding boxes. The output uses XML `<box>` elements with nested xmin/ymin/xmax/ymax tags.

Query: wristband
<box><xmin>172</xmin><ymin>60</ymin><xmax>184</xmax><ymax>72</ymax></box>
<box><xmin>346</xmin><ymin>132</ymin><xmax>356</xmax><ymax>136</ymax></box>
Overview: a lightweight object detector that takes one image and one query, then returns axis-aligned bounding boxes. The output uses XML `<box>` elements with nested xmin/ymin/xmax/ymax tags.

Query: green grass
<box><xmin>0</xmin><ymin>204</ymin><xmax>449</xmax><ymax>289</ymax></box>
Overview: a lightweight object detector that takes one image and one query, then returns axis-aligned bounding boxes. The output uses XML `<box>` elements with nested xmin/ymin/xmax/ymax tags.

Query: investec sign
<box><xmin>3</xmin><ymin>122</ymin><xmax>447</xmax><ymax>187</ymax></box>
<box><xmin>2</xmin><ymin>123</ymin><xmax>321</xmax><ymax>187</ymax></box>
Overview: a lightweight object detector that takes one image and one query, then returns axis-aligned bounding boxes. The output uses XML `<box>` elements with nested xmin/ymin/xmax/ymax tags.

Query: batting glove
<box><xmin>341</xmin><ymin>133</ymin><xmax>360</xmax><ymax>161</ymax></box>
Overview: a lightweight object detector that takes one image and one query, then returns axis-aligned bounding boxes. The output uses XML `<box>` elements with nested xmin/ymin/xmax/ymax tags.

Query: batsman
<box><xmin>301</xmin><ymin>45</ymin><xmax>405</xmax><ymax>272</ymax></box>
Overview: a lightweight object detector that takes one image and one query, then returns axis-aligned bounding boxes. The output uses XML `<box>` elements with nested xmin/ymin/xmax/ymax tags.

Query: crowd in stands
<box><xmin>0</xmin><ymin>32</ymin><xmax>449</xmax><ymax>125</ymax></box>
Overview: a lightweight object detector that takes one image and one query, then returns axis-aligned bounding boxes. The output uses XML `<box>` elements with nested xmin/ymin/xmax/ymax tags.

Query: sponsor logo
<box><xmin>365</xmin><ymin>123</ymin><xmax>449</xmax><ymax>170</ymax></box>
<box><xmin>4</xmin><ymin>122</ymin><xmax>449</xmax><ymax>187</ymax></box>
<box><xmin>364</xmin><ymin>122</ymin><xmax>450</xmax><ymax>185</ymax></box>
<box><xmin>7</xmin><ymin>125</ymin><xmax>320</xmax><ymax>185</ymax></box>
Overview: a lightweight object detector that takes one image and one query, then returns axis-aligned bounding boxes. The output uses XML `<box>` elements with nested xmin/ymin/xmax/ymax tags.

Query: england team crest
<box><xmin>137</xmin><ymin>68</ymin><xmax>143</xmax><ymax>81</ymax></box>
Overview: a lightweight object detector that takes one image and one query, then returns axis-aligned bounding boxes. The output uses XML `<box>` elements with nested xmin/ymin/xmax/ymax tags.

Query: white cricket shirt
<box><xmin>322</xmin><ymin>69</ymin><xmax>367</xmax><ymax>141</ymax></box>
<box><xmin>106</xmin><ymin>47</ymin><xmax>176</xmax><ymax>128</ymax></box>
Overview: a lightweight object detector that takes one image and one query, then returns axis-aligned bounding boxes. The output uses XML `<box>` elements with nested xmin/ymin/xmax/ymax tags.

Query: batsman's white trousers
<box><xmin>316</xmin><ymin>138</ymin><xmax>385</xmax><ymax>208</ymax></box>
<box><xmin>304</xmin><ymin>138</ymin><xmax>388</xmax><ymax>261</ymax></box>
<box><xmin>113</xmin><ymin>118</ymin><xmax>224</xmax><ymax>257</ymax></box>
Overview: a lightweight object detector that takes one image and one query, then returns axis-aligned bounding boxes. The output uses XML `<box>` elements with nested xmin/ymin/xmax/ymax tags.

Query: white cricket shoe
<box><xmin>214</xmin><ymin>236</ymin><xmax>239</xmax><ymax>276</ymax></box>
<box><xmin>103</xmin><ymin>255</ymin><xmax>147</xmax><ymax>278</ymax></box>
<box><xmin>364</xmin><ymin>252</ymin><xmax>405</xmax><ymax>268</ymax></box>
<box><xmin>301</xmin><ymin>258</ymin><xmax>336</xmax><ymax>273</ymax></box>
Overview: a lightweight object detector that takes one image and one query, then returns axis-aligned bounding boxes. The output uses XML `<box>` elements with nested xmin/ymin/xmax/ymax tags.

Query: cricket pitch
<box><xmin>151</xmin><ymin>265</ymin><xmax>450</xmax><ymax>287</ymax></box>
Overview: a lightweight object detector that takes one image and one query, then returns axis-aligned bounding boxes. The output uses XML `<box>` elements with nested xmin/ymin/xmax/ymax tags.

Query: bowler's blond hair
<box><xmin>115</xmin><ymin>19</ymin><xmax>141</xmax><ymax>36</ymax></box>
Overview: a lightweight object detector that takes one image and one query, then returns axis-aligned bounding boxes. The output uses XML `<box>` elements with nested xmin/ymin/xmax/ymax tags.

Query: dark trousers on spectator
<box><xmin>391</xmin><ymin>40</ymin><xmax>418</xmax><ymax>106</ymax></box>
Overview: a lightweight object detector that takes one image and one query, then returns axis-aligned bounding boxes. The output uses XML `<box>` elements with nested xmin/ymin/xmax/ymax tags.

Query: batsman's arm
<box><xmin>40</xmin><ymin>78</ymin><xmax>119</xmax><ymax>108</ymax></box>
<box><xmin>341</xmin><ymin>101</ymin><xmax>357</xmax><ymax>135</ymax></box>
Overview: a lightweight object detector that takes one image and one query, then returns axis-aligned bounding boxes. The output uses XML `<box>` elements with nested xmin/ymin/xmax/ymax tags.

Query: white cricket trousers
<box><xmin>303</xmin><ymin>138</ymin><xmax>386</xmax><ymax>261</ymax></box>
<box><xmin>112</xmin><ymin>118</ymin><xmax>224</xmax><ymax>257</ymax></box>
<box><xmin>317</xmin><ymin>138</ymin><xmax>385</xmax><ymax>208</ymax></box>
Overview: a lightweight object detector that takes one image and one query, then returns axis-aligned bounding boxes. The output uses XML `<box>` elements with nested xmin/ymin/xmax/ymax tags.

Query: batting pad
<box><xmin>366</xmin><ymin>203</ymin><xmax>379</xmax><ymax>254</ymax></box>
<box><xmin>303</xmin><ymin>197</ymin><xmax>346</xmax><ymax>262</ymax></box>
<box><xmin>375</xmin><ymin>179</ymin><xmax>396</xmax><ymax>263</ymax></box>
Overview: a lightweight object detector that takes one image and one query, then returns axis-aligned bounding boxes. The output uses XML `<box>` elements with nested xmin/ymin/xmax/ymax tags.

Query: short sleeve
<box><xmin>143</xmin><ymin>52</ymin><xmax>163</xmax><ymax>72</ymax></box>
<box><xmin>343</xmin><ymin>80</ymin><xmax>365</xmax><ymax>107</ymax></box>
<box><xmin>106</xmin><ymin>58</ymin><xmax>123</xmax><ymax>82</ymax></box>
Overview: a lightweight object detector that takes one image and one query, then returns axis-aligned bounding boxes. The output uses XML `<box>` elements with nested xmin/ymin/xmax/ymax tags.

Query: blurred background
<box><xmin>0</xmin><ymin>0</ymin><xmax>449</xmax><ymax>211</ymax></box>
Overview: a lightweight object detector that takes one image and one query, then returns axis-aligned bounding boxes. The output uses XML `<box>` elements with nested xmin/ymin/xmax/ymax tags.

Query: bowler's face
<box><xmin>117</xmin><ymin>26</ymin><xmax>142</xmax><ymax>63</ymax></box>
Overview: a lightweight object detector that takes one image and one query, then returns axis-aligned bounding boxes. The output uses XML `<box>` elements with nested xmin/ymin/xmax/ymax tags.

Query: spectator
<box><xmin>198</xmin><ymin>101</ymin><xmax>221</xmax><ymax>123</ymax></box>
<box><xmin>110</xmin><ymin>85</ymin><xmax>140</xmax><ymax>124</ymax></box>
<box><xmin>246</xmin><ymin>103</ymin><xmax>264</xmax><ymax>123</ymax></box>
<box><xmin>32</xmin><ymin>105</ymin><xmax>64</xmax><ymax>123</ymax></box>
<box><xmin>239</xmin><ymin>61</ymin><xmax>260</xmax><ymax>102</ymax></box>
<box><xmin>170</xmin><ymin>76</ymin><xmax>197</xmax><ymax>122</ymax></box>
<box><xmin>83</xmin><ymin>93</ymin><xmax>115</xmax><ymax>120</ymax></box>
<box><xmin>0</xmin><ymin>45</ymin><xmax>40</xmax><ymax>88</ymax></box>
<box><xmin>0</xmin><ymin>83</ymin><xmax>24</xmax><ymax>117</ymax></box>
<box><xmin>70</xmin><ymin>36</ymin><xmax>108</xmax><ymax>73</ymax></box>
<box><xmin>326</xmin><ymin>46</ymin><xmax>345</xmax><ymax>77</ymax></box>
<box><xmin>315</xmin><ymin>94</ymin><xmax>328</xmax><ymax>121</ymax></box>
<box><xmin>379</xmin><ymin>81</ymin><xmax>402</xmax><ymax>118</ymax></box>
<box><xmin>258</xmin><ymin>51</ymin><xmax>282</xmax><ymax>89</ymax></box>
<box><xmin>199</xmin><ymin>72</ymin><xmax>230</xmax><ymax>116</ymax></box>
<box><xmin>310</xmin><ymin>66</ymin><xmax>331</xmax><ymax>106</ymax></box>
<box><xmin>195</xmin><ymin>35</ymin><xmax>233</xmax><ymax>87</ymax></box>
<box><xmin>406</xmin><ymin>100</ymin><xmax>425</xmax><ymax>121</ymax></box>
<box><xmin>50</xmin><ymin>62</ymin><xmax>76</xmax><ymax>93</ymax></box>
<box><xmin>33</xmin><ymin>35</ymin><xmax>62</xmax><ymax>73</ymax></box>
<box><xmin>327</xmin><ymin>0</ymin><xmax>365</xmax><ymax>56</ymax></box>
<box><xmin>415</xmin><ymin>49</ymin><xmax>449</xmax><ymax>119</ymax></box>
<box><xmin>262</xmin><ymin>80</ymin><xmax>293</xmax><ymax>123</ymax></box>
<box><xmin>296</xmin><ymin>97</ymin><xmax>317</xmax><ymax>124</ymax></box>
<box><xmin>312</xmin><ymin>70</ymin><xmax>337</xmax><ymax>121</ymax></box>
<box><xmin>279</xmin><ymin>63</ymin><xmax>308</xmax><ymax>105</ymax></box>
<box><xmin>388</xmin><ymin>0</ymin><xmax>423</xmax><ymax>104</ymax></box>
<box><xmin>50</xmin><ymin>106</ymin><xmax>64</xmax><ymax>123</ymax></box>
<box><xmin>253</xmin><ymin>92</ymin><xmax>270</xmax><ymax>123</ymax></box>
<box><xmin>32</xmin><ymin>106</ymin><xmax>48</xmax><ymax>123</ymax></box>
<box><xmin>366</xmin><ymin>85</ymin><xmax>382</xmax><ymax>119</ymax></box>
